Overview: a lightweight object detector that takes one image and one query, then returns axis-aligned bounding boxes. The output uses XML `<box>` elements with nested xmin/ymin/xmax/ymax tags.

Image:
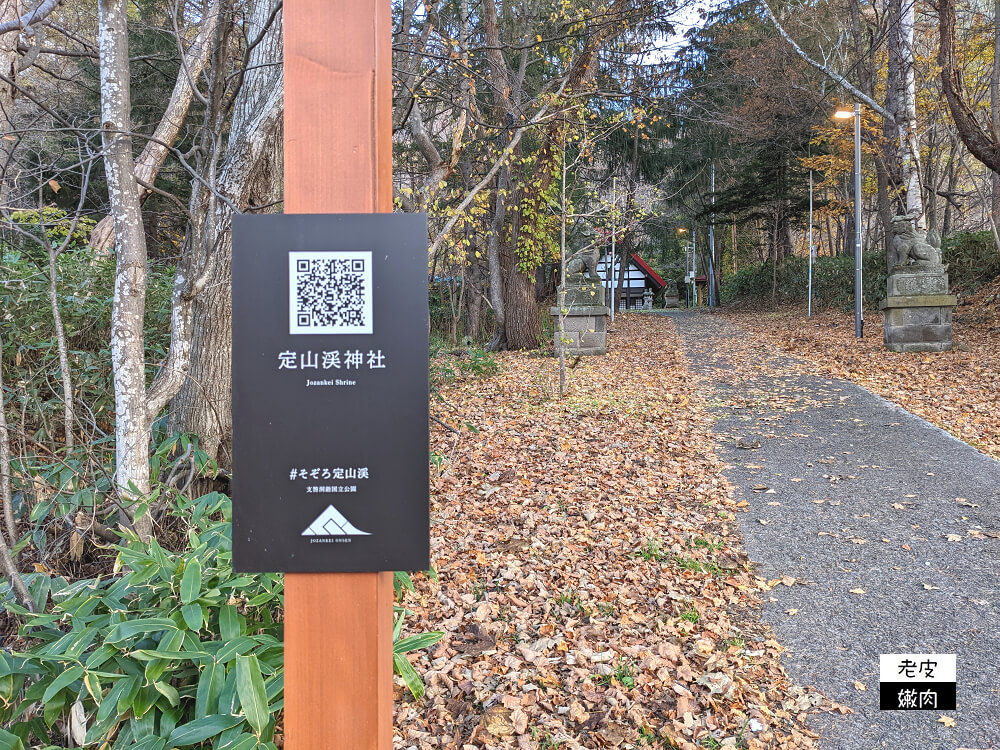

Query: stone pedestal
<box><xmin>550</xmin><ymin>277</ymin><xmax>609</xmax><ymax>356</ymax></box>
<box><xmin>880</xmin><ymin>266</ymin><xmax>957</xmax><ymax>353</ymax></box>
<box><xmin>663</xmin><ymin>280</ymin><xmax>681</xmax><ymax>308</ymax></box>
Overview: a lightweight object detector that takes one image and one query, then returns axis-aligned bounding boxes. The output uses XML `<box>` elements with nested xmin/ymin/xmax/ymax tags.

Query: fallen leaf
<box><xmin>70</xmin><ymin>701</ymin><xmax>87</xmax><ymax>745</ymax></box>
<box><xmin>511</xmin><ymin>707</ymin><xmax>528</xmax><ymax>734</ymax></box>
<box><xmin>853</xmin><ymin>681</ymin><xmax>866</xmax><ymax>691</ymax></box>
<box><xmin>937</xmin><ymin>715</ymin><xmax>956</xmax><ymax>727</ymax></box>
<box><xmin>922</xmin><ymin>584</ymin><xmax>941</xmax><ymax>590</ymax></box>
<box><xmin>850</xmin><ymin>588</ymin><xmax>865</xmax><ymax>595</ymax></box>
<box><xmin>482</xmin><ymin>705</ymin><xmax>513</xmax><ymax>737</ymax></box>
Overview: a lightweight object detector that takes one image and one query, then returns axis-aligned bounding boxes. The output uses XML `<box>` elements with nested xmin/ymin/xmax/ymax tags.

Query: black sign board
<box><xmin>231</xmin><ymin>214</ymin><xmax>429</xmax><ymax>573</ymax></box>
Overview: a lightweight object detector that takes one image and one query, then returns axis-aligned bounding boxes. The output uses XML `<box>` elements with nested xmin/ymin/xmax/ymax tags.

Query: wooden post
<box><xmin>283</xmin><ymin>1</ymin><xmax>394</xmax><ymax>747</ymax></box>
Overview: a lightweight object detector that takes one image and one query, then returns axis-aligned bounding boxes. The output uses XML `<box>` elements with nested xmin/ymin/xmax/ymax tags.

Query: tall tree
<box><xmin>99</xmin><ymin>0</ymin><xmax>219</xmax><ymax>536</ymax></box>
<box><xmin>168</xmin><ymin>0</ymin><xmax>284</xmax><ymax>468</ymax></box>
<box><xmin>762</xmin><ymin>0</ymin><xmax>926</xmax><ymax>223</ymax></box>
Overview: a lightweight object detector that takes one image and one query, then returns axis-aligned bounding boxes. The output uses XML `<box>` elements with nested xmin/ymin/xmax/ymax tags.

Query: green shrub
<box><xmin>941</xmin><ymin>231</ymin><xmax>1000</xmax><ymax>294</ymax></box>
<box><xmin>0</xmin><ymin>246</ymin><xmax>172</xmax><ymax>443</ymax></box>
<box><xmin>721</xmin><ymin>252</ymin><xmax>887</xmax><ymax>311</ymax></box>
<box><xmin>2</xmin><ymin>492</ymin><xmax>285</xmax><ymax>749</ymax></box>
<box><xmin>721</xmin><ymin>231</ymin><xmax>1000</xmax><ymax>309</ymax></box>
<box><xmin>429</xmin><ymin>338</ymin><xmax>500</xmax><ymax>395</ymax></box>
<box><xmin>1</xmin><ymin>488</ymin><xmax>442</xmax><ymax>749</ymax></box>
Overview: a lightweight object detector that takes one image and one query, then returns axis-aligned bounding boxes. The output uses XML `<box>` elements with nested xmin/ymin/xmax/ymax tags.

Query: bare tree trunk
<box><xmin>0</xmin><ymin>330</ymin><xmax>16</xmax><ymax>545</ymax></box>
<box><xmin>0</xmin><ymin>0</ymin><xmax>17</xmax><ymax>205</ymax></box>
<box><xmin>0</xmin><ymin>333</ymin><xmax>29</xmax><ymax>609</ymax></box>
<box><xmin>99</xmin><ymin>0</ymin><xmax>154</xmax><ymax>539</ymax></box>
<box><xmin>732</xmin><ymin>221</ymin><xmax>737</xmax><ymax>272</ymax></box>
<box><xmin>943</xmin><ymin>136</ymin><xmax>960</xmax><ymax>235</ymax></box>
<box><xmin>895</xmin><ymin>0</ymin><xmax>923</xmax><ymax>223</ymax></box>
<box><xmin>485</xmin><ymin>176</ymin><xmax>509</xmax><ymax>351</ymax></box>
<box><xmin>465</xmin><ymin>257</ymin><xmax>483</xmax><ymax>341</ymax></box>
<box><xmin>771</xmin><ymin>208</ymin><xmax>778</xmax><ymax>306</ymax></box>
<box><xmin>925</xmin><ymin>122</ymin><xmax>940</xmax><ymax>233</ymax></box>
<box><xmin>47</xmin><ymin>246</ymin><xmax>74</xmax><ymax>448</ymax></box>
<box><xmin>502</xmin><ymin>261</ymin><xmax>540</xmax><ymax>349</ymax></box>
<box><xmin>169</xmin><ymin>0</ymin><xmax>283</xmax><ymax>468</ymax></box>
<box><xmin>940</xmin><ymin>0</ymin><xmax>1000</xmax><ymax>175</ymax></box>
<box><xmin>993</xmin><ymin>0</ymin><xmax>1000</xmax><ymax>221</ymax></box>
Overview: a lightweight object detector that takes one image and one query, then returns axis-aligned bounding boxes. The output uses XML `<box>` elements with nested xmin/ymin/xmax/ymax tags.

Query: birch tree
<box><xmin>99</xmin><ymin>0</ymin><xmax>217</xmax><ymax>538</ymax></box>
<box><xmin>89</xmin><ymin>0</ymin><xmax>223</xmax><ymax>253</ymax></box>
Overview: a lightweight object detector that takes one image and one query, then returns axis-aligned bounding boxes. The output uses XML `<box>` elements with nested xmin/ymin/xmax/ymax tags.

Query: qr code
<box><xmin>289</xmin><ymin>251</ymin><xmax>373</xmax><ymax>334</ymax></box>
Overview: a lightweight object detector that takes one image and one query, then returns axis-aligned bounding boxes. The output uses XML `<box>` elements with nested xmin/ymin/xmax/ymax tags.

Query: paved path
<box><xmin>665</xmin><ymin>310</ymin><xmax>1000</xmax><ymax>750</ymax></box>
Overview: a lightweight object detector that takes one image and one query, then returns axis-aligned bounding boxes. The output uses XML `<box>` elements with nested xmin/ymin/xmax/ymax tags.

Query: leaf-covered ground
<box><xmin>394</xmin><ymin>315</ymin><xmax>830</xmax><ymax>749</ymax></box>
<box><xmin>714</xmin><ymin>308</ymin><xmax>1000</xmax><ymax>460</ymax></box>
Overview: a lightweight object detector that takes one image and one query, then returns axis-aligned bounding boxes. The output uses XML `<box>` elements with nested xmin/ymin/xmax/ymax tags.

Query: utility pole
<box><xmin>853</xmin><ymin>103</ymin><xmax>863</xmax><ymax>337</ymax></box>
<box><xmin>709</xmin><ymin>163</ymin><xmax>716</xmax><ymax>307</ymax></box>
<box><xmin>692</xmin><ymin>227</ymin><xmax>698</xmax><ymax>307</ymax></box>
<box><xmin>559</xmin><ymin>124</ymin><xmax>567</xmax><ymax>396</ymax></box>
<box><xmin>808</xmin><ymin>170</ymin><xmax>814</xmax><ymax>317</ymax></box>
<box><xmin>610</xmin><ymin>176</ymin><xmax>617</xmax><ymax>321</ymax></box>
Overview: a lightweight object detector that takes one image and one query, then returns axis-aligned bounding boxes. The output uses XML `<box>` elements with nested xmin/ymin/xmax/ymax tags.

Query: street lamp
<box><xmin>834</xmin><ymin>103</ymin><xmax>863</xmax><ymax>339</ymax></box>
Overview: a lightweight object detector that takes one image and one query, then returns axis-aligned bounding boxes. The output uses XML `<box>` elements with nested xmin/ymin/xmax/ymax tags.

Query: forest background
<box><xmin>1</xmin><ymin>0</ymin><xmax>1000</xmax><ymax>747</ymax></box>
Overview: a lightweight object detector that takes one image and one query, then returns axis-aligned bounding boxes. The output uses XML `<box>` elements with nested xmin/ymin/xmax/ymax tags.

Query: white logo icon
<box><xmin>302</xmin><ymin>505</ymin><xmax>371</xmax><ymax>536</ymax></box>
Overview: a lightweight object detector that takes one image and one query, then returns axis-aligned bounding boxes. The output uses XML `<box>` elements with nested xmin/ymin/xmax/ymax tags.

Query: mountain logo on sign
<box><xmin>302</xmin><ymin>505</ymin><xmax>371</xmax><ymax>536</ymax></box>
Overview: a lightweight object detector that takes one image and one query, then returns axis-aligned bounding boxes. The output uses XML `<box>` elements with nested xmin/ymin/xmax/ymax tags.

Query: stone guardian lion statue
<box><xmin>889</xmin><ymin>215</ymin><xmax>942</xmax><ymax>269</ymax></box>
<box><xmin>564</xmin><ymin>244</ymin><xmax>601</xmax><ymax>279</ymax></box>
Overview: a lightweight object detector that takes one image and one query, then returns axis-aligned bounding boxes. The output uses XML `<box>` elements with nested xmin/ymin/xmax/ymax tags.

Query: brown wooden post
<box><xmin>283</xmin><ymin>1</ymin><xmax>394</xmax><ymax>747</ymax></box>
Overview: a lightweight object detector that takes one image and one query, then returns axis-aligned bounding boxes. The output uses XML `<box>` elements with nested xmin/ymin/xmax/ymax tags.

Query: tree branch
<box><xmin>0</xmin><ymin>0</ymin><xmax>62</xmax><ymax>35</ymax></box>
<box><xmin>759</xmin><ymin>0</ymin><xmax>892</xmax><ymax>120</ymax></box>
<box><xmin>937</xmin><ymin>0</ymin><xmax>1000</xmax><ymax>173</ymax></box>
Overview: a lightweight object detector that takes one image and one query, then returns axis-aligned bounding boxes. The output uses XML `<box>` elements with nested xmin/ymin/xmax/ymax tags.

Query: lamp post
<box><xmin>835</xmin><ymin>104</ymin><xmax>863</xmax><ymax>338</ymax></box>
<box><xmin>678</xmin><ymin>227</ymin><xmax>689</xmax><ymax>308</ymax></box>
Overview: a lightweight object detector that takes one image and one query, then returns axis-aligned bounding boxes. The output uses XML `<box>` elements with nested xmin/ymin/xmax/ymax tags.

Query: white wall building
<box><xmin>595</xmin><ymin>252</ymin><xmax>666</xmax><ymax>309</ymax></box>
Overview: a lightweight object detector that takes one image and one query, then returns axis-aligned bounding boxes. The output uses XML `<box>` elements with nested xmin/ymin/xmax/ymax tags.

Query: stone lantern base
<box><xmin>880</xmin><ymin>267</ymin><xmax>956</xmax><ymax>353</ymax></box>
<box><xmin>550</xmin><ymin>277</ymin><xmax>610</xmax><ymax>356</ymax></box>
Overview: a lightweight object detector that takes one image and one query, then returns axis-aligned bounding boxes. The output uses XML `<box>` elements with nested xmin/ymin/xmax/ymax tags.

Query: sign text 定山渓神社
<box><xmin>231</xmin><ymin>213</ymin><xmax>430</xmax><ymax>573</ymax></box>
